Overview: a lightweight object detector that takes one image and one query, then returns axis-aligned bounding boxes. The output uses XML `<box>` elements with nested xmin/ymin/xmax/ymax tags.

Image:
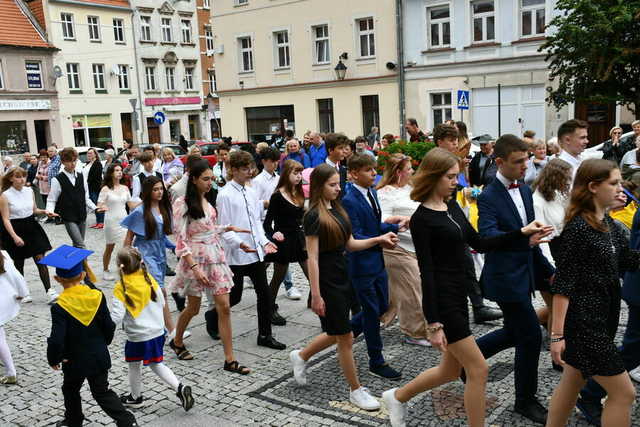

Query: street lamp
<box><xmin>334</xmin><ymin>60</ymin><xmax>347</xmax><ymax>81</ymax></box>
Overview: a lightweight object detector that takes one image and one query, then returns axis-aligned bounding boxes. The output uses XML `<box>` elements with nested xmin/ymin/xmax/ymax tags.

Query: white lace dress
<box><xmin>98</xmin><ymin>185</ymin><xmax>131</xmax><ymax>244</ymax></box>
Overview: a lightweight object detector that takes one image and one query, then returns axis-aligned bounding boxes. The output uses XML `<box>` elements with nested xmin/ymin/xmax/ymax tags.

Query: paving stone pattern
<box><xmin>1</xmin><ymin>221</ymin><xmax>639</xmax><ymax>426</ymax></box>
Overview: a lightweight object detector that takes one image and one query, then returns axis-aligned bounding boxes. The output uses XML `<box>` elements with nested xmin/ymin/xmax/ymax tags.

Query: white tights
<box><xmin>0</xmin><ymin>327</ymin><xmax>16</xmax><ymax>377</ymax></box>
<box><xmin>128</xmin><ymin>361</ymin><xmax>180</xmax><ymax>399</ymax></box>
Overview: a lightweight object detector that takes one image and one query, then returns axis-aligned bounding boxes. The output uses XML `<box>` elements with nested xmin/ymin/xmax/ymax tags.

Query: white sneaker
<box><xmin>629</xmin><ymin>366</ymin><xmax>640</xmax><ymax>383</ymax></box>
<box><xmin>103</xmin><ymin>271</ymin><xmax>115</xmax><ymax>281</ymax></box>
<box><xmin>289</xmin><ymin>350</ymin><xmax>307</xmax><ymax>386</ymax></box>
<box><xmin>382</xmin><ymin>388</ymin><xmax>407</xmax><ymax>426</ymax></box>
<box><xmin>22</xmin><ymin>295</ymin><xmax>33</xmax><ymax>304</ymax></box>
<box><xmin>285</xmin><ymin>286</ymin><xmax>302</xmax><ymax>300</ymax></box>
<box><xmin>404</xmin><ymin>336</ymin><xmax>431</xmax><ymax>347</ymax></box>
<box><xmin>47</xmin><ymin>289</ymin><xmax>59</xmax><ymax>305</ymax></box>
<box><xmin>349</xmin><ymin>386</ymin><xmax>380</xmax><ymax>411</ymax></box>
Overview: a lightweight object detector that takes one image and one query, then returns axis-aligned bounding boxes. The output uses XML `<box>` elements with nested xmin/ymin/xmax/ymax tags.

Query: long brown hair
<box><xmin>305</xmin><ymin>164</ymin><xmax>351</xmax><ymax>250</ymax></box>
<box><xmin>116</xmin><ymin>247</ymin><xmax>157</xmax><ymax>308</ymax></box>
<box><xmin>410</xmin><ymin>148</ymin><xmax>459</xmax><ymax>203</ymax></box>
<box><xmin>1</xmin><ymin>167</ymin><xmax>26</xmax><ymax>192</ymax></box>
<box><xmin>276</xmin><ymin>159</ymin><xmax>305</xmax><ymax>206</ymax></box>
<box><xmin>376</xmin><ymin>153</ymin><xmax>411</xmax><ymax>189</ymax></box>
<box><xmin>532</xmin><ymin>158</ymin><xmax>572</xmax><ymax>202</ymax></box>
<box><xmin>140</xmin><ymin>175</ymin><xmax>172</xmax><ymax>239</ymax></box>
<box><xmin>565</xmin><ymin>158</ymin><xmax>618</xmax><ymax>232</ymax></box>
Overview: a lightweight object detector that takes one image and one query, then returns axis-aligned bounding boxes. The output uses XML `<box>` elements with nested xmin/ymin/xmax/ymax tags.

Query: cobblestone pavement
<box><xmin>2</xmin><ymin>220</ymin><xmax>639</xmax><ymax>426</ymax></box>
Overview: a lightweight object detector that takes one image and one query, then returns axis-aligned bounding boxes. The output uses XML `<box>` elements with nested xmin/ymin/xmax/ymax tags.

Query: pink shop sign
<box><xmin>145</xmin><ymin>97</ymin><xmax>201</xmax><ymax>106</ymax></box>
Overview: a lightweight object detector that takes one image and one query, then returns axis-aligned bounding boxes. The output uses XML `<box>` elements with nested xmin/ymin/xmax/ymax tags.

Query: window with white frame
<box><xmin>181</xmin><ymin>20</ymin><xmax>192</xmax><ymax>44</ymax></box>
<box><xmin>165</xmin><ymin>67</ymin><xmax>176</xmax><ymax>90</ymax></box>
<box><xmin>118</xmin><ymin>65</ymin><xmax>129</xmax><ymax>90</ymax></box>
<box><xmin>140</xmin><ymin>16</ymin><xmax>152</xmax><ymax>41</ymax></box>
<box><xmin>113</xmin><ymin>18</ymin><xmax>125</xmax><ymax>43</ymax></box>
<box><xmin>61</xmin><ymin>13</ymin><xmax>75</xmax><ymax>40</ymax></box>
<box><xmin>208</xmin><ymin>70</ymin><xmax>217</xmax><ymax>92</ymax></box>
<box><xmin>205</xmin><ymin>27</ymin><xmax>214</xmax><ymax>52</ymax></box>
<box><xmin>145</xmin><ymin>66</ymin><xmax>156</xmax><ymax>91</ymax></box>
<box><xmin>357</xmin><ymin>17</ymin><xmax>375</xmax><ymax>57</ymax></box>
<box><xmin>313</xmin><ymin>24</ymin><xmax>329</xmax><ymax>64</ymax></box>
<box><xmin>184</xmin><ymin>67</ymin><xmax>194</xmax><ymax>90</ymax></box>
<box><xmin>472</xmin><ymin>0</ymin><xmax>495</xmax><ymax>43</ymax></box>
<box><xmin>88</xmin><ymin>16</ymin><xmax>101</xmax><ymax>41</ymax></box>
<box><xmin>521</xmin><ymin>0</ymin><xmax>545</xmax><ymax>37</ymax></box>
<box><xmin>274</xmin><ymin>30</ymin><xmax>290</xmax><ymax>69</ymax></box>
<box><xmin>92</xmin><ymin>64</ymin><xmax>105</xmax><ymax>90</ymax></box>
<box><xmin>238</xmin><ymin>36</ymin><xmax>253</xmax><ymax>72</ymax></box>
<box><xmin>236</xmin><ymin>0</ymin><xmax>248</xmax><ymax>5</ymax></box>
<box><xmin>203</xmin><ymin>0</ymin><xmax>210</xmax><ymax>8</ymax></box>
<box><xmin>0</xmin><ymin>60</ymin><xmax>4</xmax><ymax>89</ymax></box>
<box><xmin>161</xmin><ymin>18</ymin><xmax>173</xmax><ymax>42</ymax></box>
<box><xmin>25</xmin><ymin>61</ymin><xmax>43</xmax><ymax>89</ymax></box>
<box><xmin>427</xmin><ymin>6</ymin><xmax>451</xmax><ymax>48</ymax></box>
<box><xmin>431</xmin><ymin>92</ymin><xmax>452</xmax><ymax>125</ymax></box>
<box><xmin>66</xmin><ymin>63</ymin><xmax>80</xmax><ymax>90</ymax></box>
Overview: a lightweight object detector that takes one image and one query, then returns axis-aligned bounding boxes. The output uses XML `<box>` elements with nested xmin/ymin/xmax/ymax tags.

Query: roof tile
<box><xmin>0</xmin><ymin>0</ymin><xmax>51</xmax><ymax>48</ymax></box>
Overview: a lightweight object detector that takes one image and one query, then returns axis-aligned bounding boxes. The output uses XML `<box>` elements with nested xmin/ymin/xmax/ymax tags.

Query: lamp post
<box><xmin>334</xmin><ymin>60</ymin><xmax>347</xmax><ymax>81</ymax></box>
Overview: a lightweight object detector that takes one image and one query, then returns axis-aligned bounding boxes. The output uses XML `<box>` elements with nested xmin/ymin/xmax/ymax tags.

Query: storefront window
<box><xmin>0</xmin><ymin>121</ymin><xmax>28</xmax><ymax>154</ymax></box>
<box><xmin>72</xmin><ymin>114</ymin><xmax>112</xmax><ymax>148</ymax></box>
<box><xmin>245</xmin><ymin>105</ymin><xmax>295</xmax><ymax>143</ymax></box>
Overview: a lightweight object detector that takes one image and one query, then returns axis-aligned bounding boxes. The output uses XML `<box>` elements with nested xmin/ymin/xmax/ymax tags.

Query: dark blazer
<box><xmin>478</xmin><ymin>179</ymin><xmax>554</xmax><ymax>302</ymax></box>
<box><xmin>47</xmin><ymin>293</ymin><xmax>115</xmax><ymax>378</ymax></box>
<box><xmin>469</xmin><ymin>152</ymin><xmax>497</xmax><ymax>187</ymax></box>
<box><xmin>86</xmin><ymin>161</ymin><xmax>103</xmax><ymax>194</ymax></box>
<box><xmin>623</xmin><ymin>209</ymin><xmax>640</xmax><ymax>306</ymax></box>
<box><xmin>337</xmin><ymin>164</ymin><xmax>348</xmax><ymax>198</ymax></box>
<box><xmin>342</xmin><ymin>186</ymin><xmax>398</xmax><ymax>278</ymax></box>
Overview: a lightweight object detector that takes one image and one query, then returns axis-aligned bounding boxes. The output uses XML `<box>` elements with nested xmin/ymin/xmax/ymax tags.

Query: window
<box><xmin>521</xmin><ymin>0</ymin><xmax>545</xmax><ymax>37</ymax></box>
<box><xmin>66</xmin><ymin>63</ymin><xmax>80</xmax><ymax>90</ymax></box>
<box><xmin>140</xmin><ymin>16</ymin><xmax>152</xmax><ymax>41</ymax></box>
<box><xmin>113</xmin><ymin>18</ymin><xmax>125</xmax><ymax>43</ymax></box>
<box><xmin>25</xmin><ymin>61</ymin><xmax>43</xmax><ymax>89</ymax></box>
<box><xmin>88</xmin><ymin>16</ymin><xmax>101</xmax><ymax>41</ymax></box>
<box><xmin>431</xmin><ymin>92</ymin><xmax>452</xmax><ymax>125</ymax></box>
<box><xmin>236</xmin><ymin>0</ymin><xmax>248</xmax><ymax>4</ymax></box>
<box><xmin>184</xmin><ymin>67</ymin><xmax>194</xmax><ymax>90</ymax></box>
<box><xmin>361</xmin><ymin>95</ymin><xmax>379</xmax><ymax>135</ymax></box>
<box><xmin>208</xmin><ymin>70</ymin><xmax>217</xmax><ymax>92</ymax></box>
<box><xmin>145</xmin><ymin>66</ymin><xmax>156</xmax><ymax>91</ymax></box>
<box><xmin>0</xmin><ymin>61</ymin><xmax>4</xmax><ymax>89</ymax></box>
<box><xmin>427</xmin><ymin>6</ymin><xmax>451</xmax><ymax>48</ymax></box>
<box><xmin>92</xmin><ymin>64</ymin><xmax>105</xmax><ymax>90</ymax></box>
<box><xmin>205</xmin><ymin>27</ymin><xmax>214</xmax><ymax>52</ymax></box>
<box><xmin>472</xmin><ymin>0</ymin><xmax>495</xmax><ymax>43</ymax></box>
<box><xmin>274</xmin><ymin>31</ymin><xmax>290</xmax><ymax>69</ymax></box>
<box><xmin>61</xmin><ymin>13</ymin><xmax>75</xmax><ymax>40</ymax></box>
<box><xmin>181</xmin><ymin>20</ymin><xmax>192</xmax><ymax>44</ymax></box>
<box><xmin>165</xmin><ymin>67</ymin><xmax>176</xmax><ymax>91</ymax></box>
<box><xmin>161</xmin><ymin>18</ymin><xmax>172</xmax><ymax>42</ymax></box>
<box><xmin>318</xmin><ymin>99</ymin><xmax>334</xmax><ymax>133</ymax></box>
<box><xmin>357</xmin><ymin>17</ymin><xmax>375</xmax><ymax>57</ymax></box>
<box><xmin>313</xmin><ymin>24</ymin><xmax>330</xmax><ymax>64</ymax></box>
<box><xmin>118</xmin><ymin>65</ymin><xmax>129</xmax><ymax>90</ymax></box>
<box><xmin>203</xmin><ymin>0</ymin><xmax>210</xmax><ymax>8</ymax></box>
<box><xmin>238</xmin><ymin>36</ymin><xmax>253</xmax><ymax>72</ymax></box>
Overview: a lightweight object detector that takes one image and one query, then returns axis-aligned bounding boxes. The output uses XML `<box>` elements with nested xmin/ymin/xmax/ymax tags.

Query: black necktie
<box><xmin>367</xmin><ymin>189</ymin><xmax>380</xmax><ymax>219</ymax></box>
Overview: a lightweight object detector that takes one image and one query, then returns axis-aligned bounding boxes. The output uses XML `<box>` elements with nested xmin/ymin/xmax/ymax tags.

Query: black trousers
<box><xmin>62</xmin><ymin>370</ymin><xmax>136</xmax><ymax>427</ymax></box>
<box><xmin>464</xmin><ymin>247</ymin><xmax>484</xmax><ymax>308</ymax></box>
<box><xmin>208</xmin><ymin>261</ymin><xmax>272</xmax><ymax>337</ymax></box>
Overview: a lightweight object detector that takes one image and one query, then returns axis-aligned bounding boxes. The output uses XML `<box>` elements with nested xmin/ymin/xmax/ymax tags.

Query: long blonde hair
<box><xmin>117</xmin><ymin>247</ymin><xmax>157</xmax><ymax>308</ymax></box>
<box><xmin>376</xmin><ymin>153</ymin><xmax>411</xmax><ymax>189</ymax></box>
<box><xmin>410</xmin><ymin>148</ymin><xmax>459</xmax><ymax>202</ymax></box>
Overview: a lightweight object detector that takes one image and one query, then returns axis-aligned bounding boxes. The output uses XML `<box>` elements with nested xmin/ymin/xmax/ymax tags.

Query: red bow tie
<box><xmin>508</xmin><ymin>183</ymin><xmax>520</xmax><ymax>190</ymax></box>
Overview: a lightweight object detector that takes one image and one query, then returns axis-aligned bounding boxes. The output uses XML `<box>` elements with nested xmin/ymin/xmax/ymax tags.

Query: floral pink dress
<box><xmin>169</xmin><ymin>197</ymin><xmax>234</xmax><ymax>297</ymax></box>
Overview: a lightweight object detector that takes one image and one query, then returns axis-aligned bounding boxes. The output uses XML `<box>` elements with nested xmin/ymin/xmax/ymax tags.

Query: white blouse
<box><xmin>0</xmin><ymin>251</ymin><xmax>29</xmax><ymax>326</ymax></box>
<box><xmin>377</xmin><ymin>184</ymin><xmax>420</xmax><ymax>253</ymax></box>
<box><xmin>533</xmin><ymin>189</ymin><xmax>568</xmax><ymax>266</ymax></box>
<box><xmin>4</xmin><ymin>186</ymin><xmax>34</xmax><ymax>219</ymax></box>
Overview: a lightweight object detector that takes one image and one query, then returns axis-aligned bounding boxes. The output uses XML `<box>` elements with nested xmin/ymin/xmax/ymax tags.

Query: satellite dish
<box><xmin>53</xmin><ymin>65</ymin><xmax>63</xmax><ymax>79</ymax></box>
<box><xmin>111</xmin><ymin>64</ymin><xmax>120</xmax><ymax>76</ymax></box>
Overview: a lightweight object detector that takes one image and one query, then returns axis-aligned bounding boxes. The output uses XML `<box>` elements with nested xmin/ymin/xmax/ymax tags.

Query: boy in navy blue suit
<box><xmin>342</xmin><ymin>154</ymin><xmax>406</xmax><ymax>379</ymax></box>
<box><xmin>475</xmin><ymin>135</ymin><xmax>554</xmax><ymax>424</ymax></box>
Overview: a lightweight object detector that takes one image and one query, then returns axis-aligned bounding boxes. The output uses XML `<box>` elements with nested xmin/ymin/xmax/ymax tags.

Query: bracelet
<box><xmin>550</xmin><ymin>332</ymin><xmax>564</xmax><ymax>337</ymax></box>
<box><xmin>550</xmin><ymin>336</ymin><xmax>564</xmax><ymax>343</ymax></box>
<box><xmin>190</xmin><ymin>263</ymin><xmax>198</xmax><ymax>270</ymax></box>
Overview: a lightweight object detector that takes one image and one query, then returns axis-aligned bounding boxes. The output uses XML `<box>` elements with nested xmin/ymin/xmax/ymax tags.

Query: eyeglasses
<box><xmin>613</xmin><ymin>131</ymin><xmax>622</xmax><ymax>135</ymax></box>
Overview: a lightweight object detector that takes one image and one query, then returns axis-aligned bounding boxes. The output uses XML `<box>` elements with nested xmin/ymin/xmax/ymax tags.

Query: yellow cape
<box><xmin>57</xmin><ymin>284</ymin><xmax>103</xmax><ymax>326</ymax></box>
<box><xmin>113</xmin><ymin>270</ymin><xmax>159</xmax><ymax>318</ymax></box>
<box><xmin>610</xmin><ymin>201</ymin><xmax>637</xmax><ymax>230</ymax></box>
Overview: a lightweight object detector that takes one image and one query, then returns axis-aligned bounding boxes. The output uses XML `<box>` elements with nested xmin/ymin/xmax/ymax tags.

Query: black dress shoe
<box><xmin>473</xmin><ymin>306</ymin><xmax>503</xmax><ymax>324</ymax></box>
<box><xmin>514</xmin><ymin>399</ymin><xmax>548</xmax><ymax>424</ymax></box>
<box><xmin>576</xmin><ymin>396</ymin><xmax>602</xmax><ymax>426</ymax></box>
<box><xmin>257</xmin><ymin>335</ymin><xmax>286</xmax><ymax>350</ymax></box>
<box><xmin>204</xmin><ymin>310</ymin><xmax>220</xmax><ymax>340</ymax></box>
<box><xmin>271</xmin><ymin>305</ymin><xmax>286</xmax><ymax>326</ymax></box>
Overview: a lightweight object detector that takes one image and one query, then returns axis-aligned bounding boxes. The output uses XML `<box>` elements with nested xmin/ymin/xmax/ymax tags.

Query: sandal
<box><xmin>223</xmin><ymin>360</ymin><xmax>250</xmax><ymax>375</ymax></box>
<box><xmin>169</xmin><ymin>339</ymin><xmax>194</xmax><ymax>360</ymax></box>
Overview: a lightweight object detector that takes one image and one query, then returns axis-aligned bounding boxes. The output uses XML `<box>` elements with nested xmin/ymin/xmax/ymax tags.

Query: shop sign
<box><xmin>0</xmin><ymin>99</ymin><xmax>51</xmax><ymax>111</ymax></box>
<box><xmin>144</xmin><ymin>96</ymin><xmax>201</xmax><ymax>106</ymax></box>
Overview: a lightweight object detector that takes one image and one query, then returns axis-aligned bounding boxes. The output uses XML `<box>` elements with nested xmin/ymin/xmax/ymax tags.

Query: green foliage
<box><xmin>540</xmin><ymin>0</ymin><xmax>640</xmax><ymax>115</ymax></box>
<box><xmin>376</xmin><ymin>141</ymin><xmax>435</xmax><ymax>174</ymax></box>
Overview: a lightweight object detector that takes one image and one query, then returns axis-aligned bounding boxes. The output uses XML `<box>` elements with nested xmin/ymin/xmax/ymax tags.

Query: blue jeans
<box><xmin>350</xmin><ymin>271</ymin><xmax>389</xmax><ymax>368</ymax></box>
<box><xmin>283</xmin><ymin>268</ymin><xmax>293</xmax><ymax>291</ymax></box>
<box><xmin>580</xmin><ymin>304</ymin><xmax>640</xmax><ymax>403</ymax></box>
<box><xmin>89</xmin><ymin>191</ymin><xmax>104</xmax><ymax>224</ymax></box>
<box><xmin>476</xmin><ymin>299</ymin><xmax>542</xmax><ymax>403</ymax></box>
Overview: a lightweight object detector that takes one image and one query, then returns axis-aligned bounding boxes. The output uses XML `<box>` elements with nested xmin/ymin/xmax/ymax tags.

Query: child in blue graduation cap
<box><xmin>41</xmin><ymin>245</ymin><xmax>138</xmax><ymax>427</ymax></box>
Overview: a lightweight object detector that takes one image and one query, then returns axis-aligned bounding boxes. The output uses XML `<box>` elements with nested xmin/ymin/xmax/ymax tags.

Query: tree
<box><xmin>541</xmin><ymin>0</ymin><xmax>640</xmax><ymax>117</ymax></box>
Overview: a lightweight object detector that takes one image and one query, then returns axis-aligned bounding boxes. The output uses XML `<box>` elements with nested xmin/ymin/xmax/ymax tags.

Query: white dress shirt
<box><xmin>495</xmin><ymin>171</ymin><xmax>527</xmax><ymax>226</ymax></box>
<box><xmin>46</xmin><ymin>168</ymin><xmax>97</xmax><ymax>214</ymax></box>
<box><xmin>377</xmin><ymin>184</ymin><xmax>419</xmax><ymax>252</ymax></box>
<box><xmin>353</xmin><ymin>183</ymin><xmax>377</xmax><ymax>210</ymax></box>
<box><xmin>325</xmin><ymin>158</ymin><xmax>340</xmax><ymax>170</ymax></box>
<box><xmin>217</xmin><ymin>180</ymin><xmax>270</xmax><ymax>265</ymax></box>
<box><xmin>153</xmin><ymin>158</ymin><xmax>162</xmax><ymax>173</ymax></box>
<box><xmin>132</xmin><ymin>169</ymin><xmax>157</xmax><ymax>203</ymax></box>
<box><xmin>558</xmin><ymin>150</ymin><xmax>582</xmax><ymax>182</ymax></box>
<box><xmin>252</xmin><ymin>169</ymin><xmax>279</xmax><ymax>220</ymax></box>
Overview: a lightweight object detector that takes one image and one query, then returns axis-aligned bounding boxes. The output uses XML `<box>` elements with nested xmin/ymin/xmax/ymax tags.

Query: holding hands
<box><xmin>520</xmin><ymin>220</ymin><xmax>554</xmax><ymax>246</ymax></box>
<box><xmin>378</xmin><ymin>232</ymin><xmax>399</xmax><ymax>249</ymax></box>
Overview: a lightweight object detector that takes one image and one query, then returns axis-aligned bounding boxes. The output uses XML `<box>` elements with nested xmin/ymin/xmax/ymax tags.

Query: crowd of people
<box><xmin>0</xmin><ymin>117</ymin><xmax>639</xmax><ymax>427</ymax></box>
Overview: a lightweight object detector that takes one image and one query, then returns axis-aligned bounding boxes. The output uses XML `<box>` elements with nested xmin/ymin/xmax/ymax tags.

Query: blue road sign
<box><xmin>457</xmin><ymin>90</ymin><xmax>470</xmax><ymax>110</ymax></box>
<box><xmin>153</xmin><ymin>111</ymin><xmax>166</xmax><ymax>125</ymax></box>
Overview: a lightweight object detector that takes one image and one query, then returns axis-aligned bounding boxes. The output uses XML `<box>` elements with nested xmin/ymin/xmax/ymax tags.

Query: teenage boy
<box><xmin>343</xmin><ymin>153</ymin><xmax>406</xmax><ymax>379</ymax></box>
<box><xmin>41</xmin><ymin>245</ymin><xmax>138</xmax><ymax>427</ymax></box>
<box><xmin>211</xmin><ymin>150</ymin><xmax>286</xmax><ymax>350</ymax></box>
<box><xmin>324</xmin><ymin>133</ymin><xmax>349</xmax><ymax>197</ymax></box>
<box><xmin>213</xmin><ymin>143</ymin><xmax>230</xmax><ymax>190</ymax></box>
<box><xmin>131</xmin><ymin>152</ymin><xmax>162</xmax><ymax>205</ymax></box>
<box><xmin>475</xmin><ymin>134</ymin><xmax>555</xmax><ymax>424</ymax></box>
<box><xmin>557</xmin><ymin>119</ymin><xmax>588</xmax><ymax>181</ymax></box>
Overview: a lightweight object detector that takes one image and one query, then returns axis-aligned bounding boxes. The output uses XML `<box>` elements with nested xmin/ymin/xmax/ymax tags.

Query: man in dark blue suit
<box><xmin>343</xmin><ymin>154</ymin><xmax>406</xmax><ymax>379</ymax></box>
<box><xmin>476</xmin><ymin>135</ymin><xmax>555</xmax><ymax>424</ymax></box>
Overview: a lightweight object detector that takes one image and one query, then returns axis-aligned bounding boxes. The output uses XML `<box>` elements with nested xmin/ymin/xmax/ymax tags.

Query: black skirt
<box><xmin>317</xmin><ymin>251</ymin><xmax>352</xmax><ymax>336</ymax></box>
<box><xmin>265</xmin><ymin>229</ymin><xmax>308</xmax><ymax>264</ymax></box>
<box><xmin>1</xmin><ymin>216</ymin><xmax>51</xmax><ymax>259</ymax></box>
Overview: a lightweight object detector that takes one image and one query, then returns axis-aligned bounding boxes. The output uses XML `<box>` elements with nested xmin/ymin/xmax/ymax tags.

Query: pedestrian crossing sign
<box><xmin>457</xmin><ymin>90</ymin><xmax>470</xmax><ymax>110</ymax></box>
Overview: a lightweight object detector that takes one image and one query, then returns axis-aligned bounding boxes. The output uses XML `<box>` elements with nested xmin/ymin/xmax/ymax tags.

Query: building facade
<box><xmin>197</xmin><ymin>0</ymin><xmax>220</xmax><ymax>139</ymax></box>
<box><xmin>0</xmin><ymin>0</ymin><xmax>60</xmax><ymax>154</ymax></box>
<box><xmin>213</xmin><ymin>0</ymin><xmax>399</xmax><ymax>141</ymax></box>
<box><xmin>131</xmin><ymin>0</ymin><xmax>205</xmax><ymax>144</ymax></box>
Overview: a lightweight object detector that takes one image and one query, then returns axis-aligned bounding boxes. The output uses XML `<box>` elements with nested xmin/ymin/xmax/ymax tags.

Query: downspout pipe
<box><xmin>396</xmin><ymin>0</ymin><xmax>406</xmax><ymax>140</ymax></box>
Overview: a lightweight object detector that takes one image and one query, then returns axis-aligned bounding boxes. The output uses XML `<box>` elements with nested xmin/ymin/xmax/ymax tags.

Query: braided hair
<box><xmin>116</xmin><ymin>247</ymin><xmax>157</xmax><ymax>309</ymax></box>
